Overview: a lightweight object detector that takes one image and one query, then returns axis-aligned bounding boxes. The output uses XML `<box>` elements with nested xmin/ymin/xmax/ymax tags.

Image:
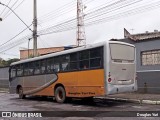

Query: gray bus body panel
<box><xmin>9</xmin><ymin>74</ymin><xmax>57</xmax><ymax>95</ymax></box>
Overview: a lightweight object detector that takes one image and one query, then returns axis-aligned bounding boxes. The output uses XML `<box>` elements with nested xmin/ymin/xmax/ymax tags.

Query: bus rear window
<box><xmin>110</xmin><ymin>43</ymin><xmax>135</xmax><ymax>61</ymax></box>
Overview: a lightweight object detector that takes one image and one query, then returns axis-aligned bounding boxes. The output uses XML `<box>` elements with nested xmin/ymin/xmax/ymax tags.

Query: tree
<box><xmin>0</xmin><ymin>58</ymin><xmax>19</xmax><ymax>67</ymax></box>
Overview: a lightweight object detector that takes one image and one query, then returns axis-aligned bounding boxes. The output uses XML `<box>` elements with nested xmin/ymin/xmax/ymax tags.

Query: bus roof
<box><xmin>11</xmin><ymin>41</ymin><xmax>134</xmax><ymax>66</ymax></box>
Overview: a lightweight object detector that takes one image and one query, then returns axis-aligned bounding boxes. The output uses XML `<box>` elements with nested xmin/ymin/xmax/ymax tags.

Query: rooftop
<box><xmin>124</xmin><ymin>28</ymin><xmax>160</xmax><ymax>41</ymax></box>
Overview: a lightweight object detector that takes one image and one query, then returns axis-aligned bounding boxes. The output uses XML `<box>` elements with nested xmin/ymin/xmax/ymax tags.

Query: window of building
<box><xmin>141</xmin><ymin>50</ymin><xmax>160</xmax><ymax>65</ymax></box>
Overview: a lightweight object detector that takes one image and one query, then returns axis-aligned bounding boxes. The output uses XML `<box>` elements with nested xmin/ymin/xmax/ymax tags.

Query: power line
<box><xmin>3</xmin><ymin>0</ymin><xmax>26</xmax><ymax>19</ymax></box>
<box><xmin>38</xmin><ymin>0</ymin><xmax>76</xmax><ymax>24</ymax></box>
<box><xmin>37</xmin><ymin>0</ymin><xmax>132</xmax><ymax>32</ymax></box>
<box><xmin>38</xmin><ymin>0</ymin><xmax>160</xmax><ymax>36</ymax></box>
<box><xmin>0</xmin><ymin>0</ymin><xmax>12</xmax><ymax>16</ymax></box>
<box><xmin>2</xmin><ymin>0</ymin><xmax>20</xmax><ymax>18</ymax></box>
<box><xmin>0</xmin><ymin>34</ymin><xmax>32</xmax><ymax>54</ymax></box>
<box><xmin>37</xmin><ymin>0</ymin><xmax>141</xmax><ymax>35</ymax></box>
<box><xmin>0</xmin><ymin>24</ymin><xmax>32</xmax><ymax>47</ymax></box>
<box><xmin>1</xmin><ymin>0</ymin><xmax>160</xmax><ymax>53</ymax></box>
<box><xmin>39</xmin><ymin>36</ymin><xmax>50</xmax><ymax>48</ymax></box>
<box><xmin>0</xmin><ymin>52</ymin><xmax>19</xmax><ymax>57</ymax></box>
<box><xmin>37</xmin><ymin>0</ymin><xmax>96</xmax><ymax>25</ymax></box>
<box><xmin>85</xmin><ymin>1</ymin><xmax>160</xmax><ymax>26</ymax></box>
<box><xmin>0</xmin><ymin>1</ymin><xmax>33</xmax><ymax>32</ymax></box>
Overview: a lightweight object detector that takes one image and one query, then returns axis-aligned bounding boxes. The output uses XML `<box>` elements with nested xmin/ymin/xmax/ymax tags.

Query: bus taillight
<box><xmin>108</xmin><ymin>78</ymin><xmax>112</xmax><ymax>82</ymax></box>
<box><xmin>108</xmin><ymin>72</ymin><xmax>112</xmax><ymax>82</ymax></box>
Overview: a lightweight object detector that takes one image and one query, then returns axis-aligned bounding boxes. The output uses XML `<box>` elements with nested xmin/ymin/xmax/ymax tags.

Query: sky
<box><xmin>0</xmin><ymin>0</ymin><xmax>160</xmax><ymax>60</ymax></box>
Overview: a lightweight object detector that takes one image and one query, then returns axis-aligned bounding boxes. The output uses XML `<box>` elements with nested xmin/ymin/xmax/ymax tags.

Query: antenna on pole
<box><xmin>77</xmin><ymin>0</ymin><xmax>86</xmax><ymax>46</ymax></box>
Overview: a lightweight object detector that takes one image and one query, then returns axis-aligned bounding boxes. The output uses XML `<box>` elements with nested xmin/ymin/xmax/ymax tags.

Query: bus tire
<box><xmin>55</xmin><ymin>86</ymin><xmax>66</xmax><ymax>103</ymax></box>
<box><xmin>18</xmin><ymin>87</ymin><xmax>26</xmax><ymax>99</ymax></box>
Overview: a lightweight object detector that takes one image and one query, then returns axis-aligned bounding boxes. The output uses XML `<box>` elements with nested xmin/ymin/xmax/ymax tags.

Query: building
<box><xmin>20</xmin><ymin>46</ymin><xmax>76</xmax><ymax>60</ymax></box>
<box><xmin>117</xmin><ymin>28</ymin><xmax>160</xmax><ymax>93</ymax></box>
<box><xmin>0</xmin><ymin>67</ymin><xmax>9</xmax><ymax>89</ymax></box>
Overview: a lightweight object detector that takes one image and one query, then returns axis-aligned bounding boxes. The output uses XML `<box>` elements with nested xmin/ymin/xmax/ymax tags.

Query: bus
<box><xmin>9</xmin><ymin>41</ymin><xmax>137</xmax><ymax>103</ymax></box>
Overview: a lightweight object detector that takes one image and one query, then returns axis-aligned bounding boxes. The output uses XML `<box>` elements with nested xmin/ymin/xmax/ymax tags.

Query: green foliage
<box><xmin>29</xmin><ymin>54</ymin><xmax>34</xmax><ymax>58</ymax></box>
<box><xmin>0</xmin><ymin>58</ymin><xmax>19</xmax><ymax>67</ymax></box>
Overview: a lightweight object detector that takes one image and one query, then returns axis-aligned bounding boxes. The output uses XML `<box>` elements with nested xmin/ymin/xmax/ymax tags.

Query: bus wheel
<box><xmin>18</xmin><ymin>87</ymin><xmax>26</xmax><ymax>99</ymax></box>
<box><xmin>55</xmin><ymin>86</ymin><xmax>66</xmax><ymax>103</ymax></box>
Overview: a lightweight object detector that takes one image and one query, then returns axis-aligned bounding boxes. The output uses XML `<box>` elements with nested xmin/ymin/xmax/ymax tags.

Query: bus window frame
<box><xmin>12</xmin><ymin>46</ymin><xmax>104</xmax><ymax>77</ymax></box>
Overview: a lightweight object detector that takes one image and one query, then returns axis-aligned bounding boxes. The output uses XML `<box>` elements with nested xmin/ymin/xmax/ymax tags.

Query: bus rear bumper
<box><xmin>106</xmin><ymin>84</ymin><xmax>137</xmax><ymax>95</ymax></box>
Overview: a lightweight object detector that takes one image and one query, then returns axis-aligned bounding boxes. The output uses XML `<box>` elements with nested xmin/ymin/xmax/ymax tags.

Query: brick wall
<box><xmin>20</xmin><ymin>47</ymin><xmax>64</xmax><ymax>60</ymax></box>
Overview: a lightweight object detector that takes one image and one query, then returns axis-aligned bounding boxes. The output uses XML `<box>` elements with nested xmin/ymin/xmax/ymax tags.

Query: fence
<box><xmin>0</xmin><ymin>67</ymin><xmax>9</xmax><ymax>91</ymax></box>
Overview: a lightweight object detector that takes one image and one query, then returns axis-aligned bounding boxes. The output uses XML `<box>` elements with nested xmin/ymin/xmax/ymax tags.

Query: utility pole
<box><xmin>33</xmin><ymin>0</ymin><xmax>37</xmax><ymax>57</ymax></box>
<box><xmin>77</xmin><ymin>0</ymin><xmax>86</xmax><ymax>46</ymax></box>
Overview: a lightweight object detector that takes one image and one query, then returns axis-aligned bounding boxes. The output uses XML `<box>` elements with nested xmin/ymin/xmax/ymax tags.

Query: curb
<box><xmin>0</xmin><ymin>91</ymin><xmax>9</xmax><ymax>93</ymax></box>
<box><xmin>127</xmin><ymin>99</ymin><xmax>160</xmax><ymax>105</ymax></box>
<box><xmin>141</xmin><ymin>100</ymin><xmax>160</xmax><ymax>105</ymax></box>
<box><xmin>95</xmin><ymin>97</ymin><xmax>160</xmax><ymax>105</ymax></box>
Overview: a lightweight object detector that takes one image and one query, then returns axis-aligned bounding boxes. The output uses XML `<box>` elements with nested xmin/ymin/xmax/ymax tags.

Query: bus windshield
<box><xmin>110</xmin><ymin>43</ymin><xmax>135</xmax><ymax>61</ymax></box>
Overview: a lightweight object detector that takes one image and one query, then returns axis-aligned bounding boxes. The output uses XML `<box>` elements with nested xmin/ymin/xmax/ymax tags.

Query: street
<box><xmin>0</xmin><ymin>93</ymin><xmax>159</xmax><ymax>120</ymax></box>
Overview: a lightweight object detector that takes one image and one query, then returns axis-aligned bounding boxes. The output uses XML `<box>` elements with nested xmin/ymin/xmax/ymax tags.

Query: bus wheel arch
<box><xmin>54</xmin><ymin>84</ymin><xmax>66</xmax><ymax>103</ymax></box>
<box><xmin>17</xmin><ymin>85</ymin><xmax>25</xmax><ymax>99</ymax></box>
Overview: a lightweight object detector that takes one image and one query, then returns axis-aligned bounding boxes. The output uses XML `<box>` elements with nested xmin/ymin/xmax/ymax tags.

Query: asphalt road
<box><xmin>0</xmin><ymin>93</ymin><xmax>159</xmax><ymax>120</ymax></box>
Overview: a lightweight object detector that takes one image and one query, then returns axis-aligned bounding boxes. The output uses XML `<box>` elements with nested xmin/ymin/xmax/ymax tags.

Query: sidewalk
<box><xmin>103</xmin><ymin>93</ymin><xmax>160</xmax><ymax>105</ymax></box>
<box><xmin>0</xmin><ymin>88</ymin><xmax>9</xmax><ymax>93</ymax></box>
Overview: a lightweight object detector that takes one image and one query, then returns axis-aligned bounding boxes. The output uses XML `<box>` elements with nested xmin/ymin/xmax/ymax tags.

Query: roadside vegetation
<box><xmin>0</xmin><ymin>58</ymin><xmax>19</xmax><ymax>67</ymax></box>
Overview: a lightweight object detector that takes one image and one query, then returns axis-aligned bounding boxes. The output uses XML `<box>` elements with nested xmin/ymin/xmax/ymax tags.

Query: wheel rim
<box><xmin>19</xmin><ymin>87</ymin><xmax>23</xmax><ymax>98</ymax></box>
<box><xmin>57</xmin><ymin>90</ymin><xmax>63</xmax><ymax>100</ymax></box>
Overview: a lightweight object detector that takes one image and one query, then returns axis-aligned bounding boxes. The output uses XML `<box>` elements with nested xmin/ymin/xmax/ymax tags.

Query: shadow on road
<box><xmin>11</xmin><ymin>96</ymin><xmax>129</xmax><ymax>108</ymax></box>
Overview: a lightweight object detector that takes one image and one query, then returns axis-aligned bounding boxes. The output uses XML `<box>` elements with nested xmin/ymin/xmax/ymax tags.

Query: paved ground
<box><xmin>103</xmin><ymin>92</ymin><xmax>160</xmax><ymax>105</ymax></box>
<box><xmin>0</xmin><ymin>93</ymin><xmax>160</xmax><ymax>120</ymax></box>
<box><xmin>108</xmin><ymin>92</ymin><xmax>160</xmax><ymax>101</ymax></box>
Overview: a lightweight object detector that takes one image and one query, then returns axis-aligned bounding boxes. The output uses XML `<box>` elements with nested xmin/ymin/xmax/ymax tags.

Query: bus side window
<box><xmin>11</xmin><ymin>66</ymin><xmax>16</xmax><ymax>78</ymax></box>
<box><xmin>54</xmin><ymin>64</ymin><xmax>60</xmax><ymax>72</ymax></box>
<box><xmin>90</xmin><ymin>47</ymin><xmax>103</xmax><ymax>68</ymax></box>
<box><xmin>61</xmin><ymin>55</ymin><xmax>69</xmax><ymax>71</ymax></box>
<box><xmin>28</xmin><ymin>62</ymin><xmax>34</xmax><ymax>75</ymax></box>
<box><xmin>41</xmin><ymin>59</ymin><xmax>46</xmax><ymax>74</ymax></box>
<box><xmin>79</xmin><ymin>50</ymin><xmax>89</xmax><ymax>70</ymax></box>
<box><xmin>70</xmin><ymin>53</ymin><xmax>78</xmax><ymax>70</ymax></box>
<box><xmin>17</xmin><ymin>64</ymin><xmax>23</xmax><ymax>76</ymax></box>
<box><xmin>24</xmin><ymin>63</ymin><xmax>29</xmax><ymax>76</ymax></box>
<box><xmin>54</xmin><ymin>57</ymin><xmax>60</xmax><ymax>72</ymax></box>
<box><xmin>34</xmin><ymin>61</ymin><xmax>41</xmax><ymax>75</ymax></box>
<box><xmin>80</xmin><ymin>60</ymin><xmax>89</xmax><ymax>69</ymax></box>
<box><xmin>46</xmin><ymin>58</ymin><xmax>53</xmax><ymax>73</ymax></box>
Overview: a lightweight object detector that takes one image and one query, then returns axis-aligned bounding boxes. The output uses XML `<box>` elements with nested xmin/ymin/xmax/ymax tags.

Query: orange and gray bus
<box><xmin>9</xmin><ymin>41</ymin><xmax>137</xmax><ymax>103</ymax></box>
